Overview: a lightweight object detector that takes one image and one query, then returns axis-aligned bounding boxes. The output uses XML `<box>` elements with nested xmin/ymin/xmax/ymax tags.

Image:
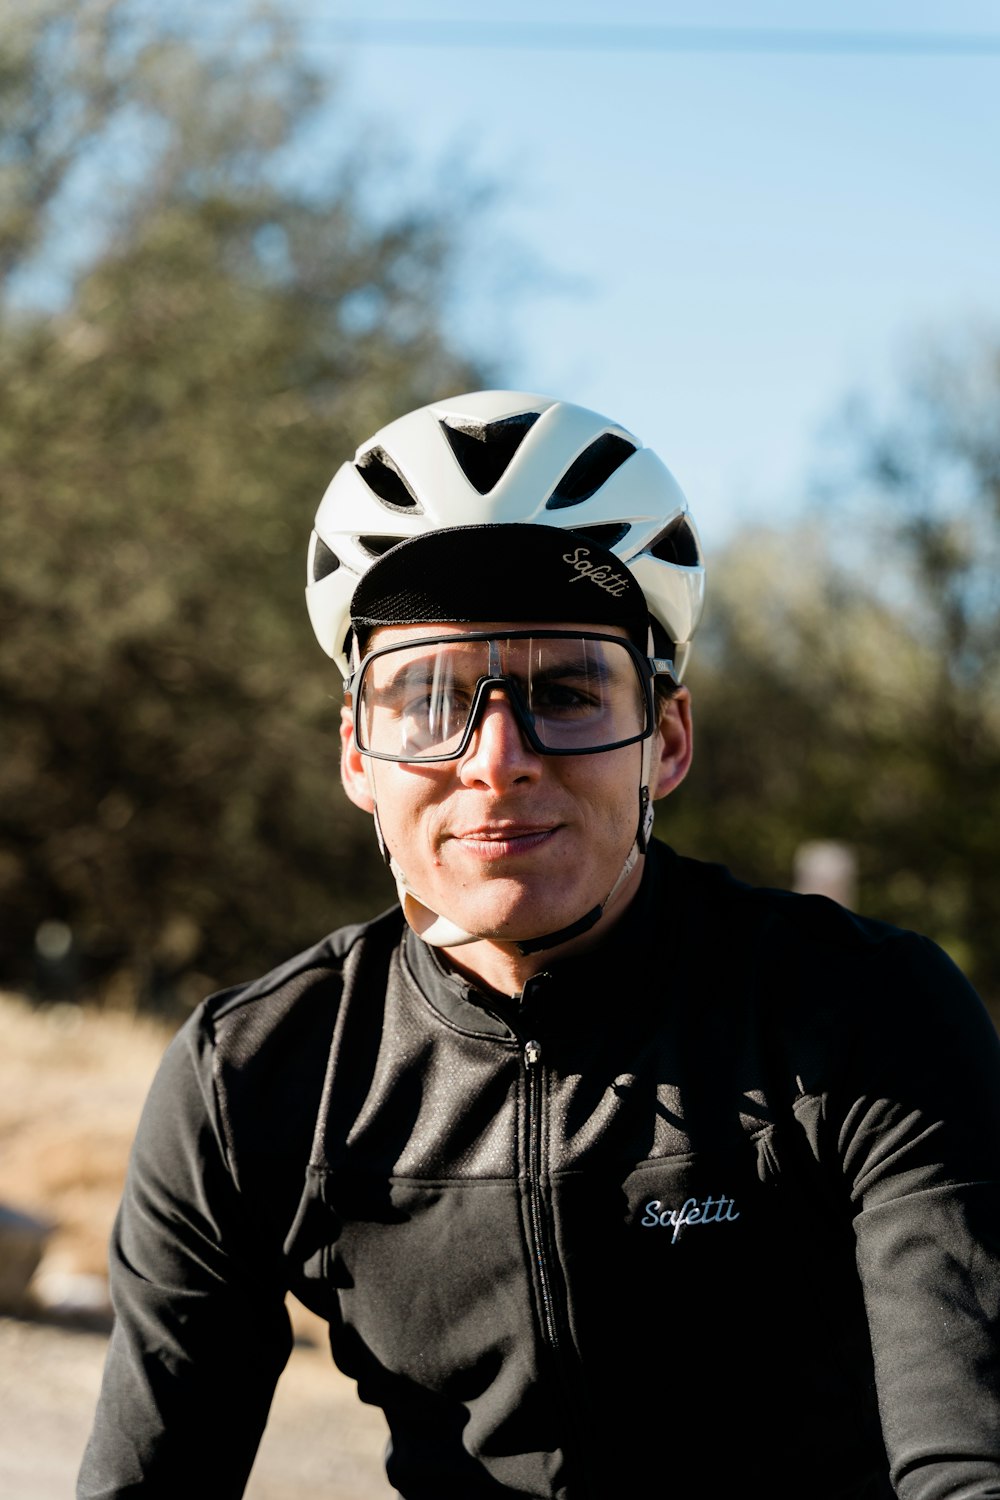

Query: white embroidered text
<box><xmin>562</xmin><ymin>546</ymin><xmax>630</xmax><ymax>597</ymax></box>
<box><xmin>640</xmin><ymin>1195</ymin><xmax>740</xmax><ymax>1244</ymax></box>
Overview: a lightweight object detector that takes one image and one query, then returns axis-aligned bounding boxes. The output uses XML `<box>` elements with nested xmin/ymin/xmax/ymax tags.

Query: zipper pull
<box><xmin>525</xmin><ymin>1038</ymin><xmax>542</xmax><ymax>1067</ymax></box>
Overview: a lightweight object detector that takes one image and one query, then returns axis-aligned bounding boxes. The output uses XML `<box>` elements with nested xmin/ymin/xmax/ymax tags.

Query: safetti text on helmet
<box><xmin>561</xmin><ymin>546</ymin><xmax>631</xmax><ymax>596</ymax></box>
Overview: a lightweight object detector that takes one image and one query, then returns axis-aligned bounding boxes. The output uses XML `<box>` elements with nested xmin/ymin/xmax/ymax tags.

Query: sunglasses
<box><xmin>346</xmin><ymin>630</ymin><xmax>678</xmax><ymax>763</ymax></box>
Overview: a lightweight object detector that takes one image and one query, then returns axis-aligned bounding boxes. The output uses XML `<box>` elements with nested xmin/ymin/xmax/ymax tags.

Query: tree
<box><xmin>0</xmin><ymin>1</ymin><xmax>493</xmax><ymax>1011</ymax></box>
<box><xmin>834</xmin><ymin>332</ymin><xmax>1000</xmax><ymax>1005</ymax></box>
<box><xmin>661</xmin><ymin>331</ymin><xmax>1000</xmax><ymax>1016</ymax></box>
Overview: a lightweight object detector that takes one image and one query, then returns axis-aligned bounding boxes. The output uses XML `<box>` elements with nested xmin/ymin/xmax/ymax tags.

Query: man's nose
<box><xmin>458</xmin><ymin>687</ymin><xmax>542</xmax><ymax>790</ymax></box>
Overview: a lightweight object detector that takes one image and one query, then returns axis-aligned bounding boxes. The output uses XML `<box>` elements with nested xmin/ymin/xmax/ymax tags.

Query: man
<box><xmin>80</xmin><ymin>392</ymin><xmax>1000</xmax><ymax>1499</ymax></box>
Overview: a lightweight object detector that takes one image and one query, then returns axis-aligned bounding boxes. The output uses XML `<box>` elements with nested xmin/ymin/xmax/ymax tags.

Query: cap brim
<box><xmin>350</xmin><ymin>524</ymin><xmax>649</xmax><ymax>645</ymax></box>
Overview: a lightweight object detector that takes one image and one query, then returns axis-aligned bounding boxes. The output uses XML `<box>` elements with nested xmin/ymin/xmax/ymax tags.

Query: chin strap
<box><xmin>376</xmin><ymin>704</ymin><xmax>657</xmax><ymax>960</ymax></box>
<box><xmin>388</xmin><ymin>844</ymin><xmax>484</xmax><ymax>949</ymax></box>
<box><xmin>384</xmin><ymin>835</ymin><xmax>641</xmax><ymax>957</ymax></box>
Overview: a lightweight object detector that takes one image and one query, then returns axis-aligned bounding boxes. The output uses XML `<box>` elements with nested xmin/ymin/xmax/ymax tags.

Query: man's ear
<box><xmin>650</xmin><ymin>687</ymin><xmax>693</xmax><ymax>800</ymax></box>
<box><xmin>340</xmin><ymin>704</ymin><xmax>376</xmax><ymax>813</ymax></box>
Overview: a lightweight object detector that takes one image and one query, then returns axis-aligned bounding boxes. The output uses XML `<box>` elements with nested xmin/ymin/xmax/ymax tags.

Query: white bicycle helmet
<box><xmin>306</xmin><ymin>390</ymin><xmax>704</xmax><ymax>680</ymax></box>
<box><xmin>306</xmin><ymin>390</ymin><xmax>706</xmax><ymax>957</ymax></box>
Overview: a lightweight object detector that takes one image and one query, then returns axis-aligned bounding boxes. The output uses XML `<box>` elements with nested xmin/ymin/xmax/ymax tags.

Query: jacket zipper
<box><xmin>524</xmin><ymin>1037</ymin><xmax>560</xmax><ymax>1351</ymax></box>
<box><xmin>524</xmin><ymin>1035</ymin><xmax>598</xmax><ymax>1500</ymax></box>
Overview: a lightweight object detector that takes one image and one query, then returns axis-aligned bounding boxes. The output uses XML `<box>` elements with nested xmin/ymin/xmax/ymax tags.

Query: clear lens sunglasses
<box><xmin>345</xmin><ymin>630</ymin><xmax>678</xmax><ymax>764</ymax></box>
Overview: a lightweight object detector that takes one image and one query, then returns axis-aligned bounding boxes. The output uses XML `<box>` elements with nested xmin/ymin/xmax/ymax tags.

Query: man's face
<box><xmin>341</xmin><ymin>621</ymin><xmax>692</xmax><ymax>957</ymax></box>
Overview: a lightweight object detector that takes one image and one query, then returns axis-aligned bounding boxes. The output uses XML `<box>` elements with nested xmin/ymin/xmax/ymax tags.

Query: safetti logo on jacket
<box><xmin>640</xmin><ymin>1194</ymin><xmax>741</xmax><ymax>1244</ymax></box>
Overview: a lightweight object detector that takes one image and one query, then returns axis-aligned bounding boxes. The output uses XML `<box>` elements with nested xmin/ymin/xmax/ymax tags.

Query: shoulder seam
<box><xmin>207</xmin><ymin>905</ymin><xmax>404</xmax><ymax>1021</ymax></box>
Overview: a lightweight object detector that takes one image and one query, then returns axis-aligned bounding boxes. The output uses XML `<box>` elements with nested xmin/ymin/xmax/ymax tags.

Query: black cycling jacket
<box><xmin>78</xmin><ymin>842</ymin><xmax>1000</xmax><ymax>1499</ymax></box>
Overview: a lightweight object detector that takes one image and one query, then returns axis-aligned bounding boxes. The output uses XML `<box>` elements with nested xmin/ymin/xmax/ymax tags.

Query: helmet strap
<box><xmin>390</xmin><ymin>854</ymin><xmax>484</xmax><ymax>949</ymax></box>
<box><xmin>371</xmin><ymin>622</ymin><xmax>658</xmax><ymax>958</ymax></box>
<box><xmin>382</xmin><ymin>765</ymin><xmax>650</xmax><ymax>959</ymax></box>
<box><xmin>387</xmin><ymin>846</ymin><xmax>640</xmax><ymax>958</ymax></box>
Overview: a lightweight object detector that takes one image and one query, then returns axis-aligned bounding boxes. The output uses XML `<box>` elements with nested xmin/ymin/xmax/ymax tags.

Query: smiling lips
<box><xmin>452</xmin><ymin>825</ymin><xmax>558</xmax><ymax>859</ymax></box>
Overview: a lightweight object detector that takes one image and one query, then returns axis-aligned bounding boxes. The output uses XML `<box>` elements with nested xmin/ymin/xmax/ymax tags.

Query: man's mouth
<box><xmin>452</xmin><ymin>825</ymin><xmax>558</xmax><ymax>859</ymax></box>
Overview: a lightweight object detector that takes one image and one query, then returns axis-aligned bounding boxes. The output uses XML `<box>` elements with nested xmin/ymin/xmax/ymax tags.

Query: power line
<box><xmin>160</xmin><ymin>6</ymin><xmax>1000</xmax><ymax>57</ymax></box>
<box><xmin>267</xmin><ymin>20</ymin><xmax>1000</xmax><ymax>56</ymax></box>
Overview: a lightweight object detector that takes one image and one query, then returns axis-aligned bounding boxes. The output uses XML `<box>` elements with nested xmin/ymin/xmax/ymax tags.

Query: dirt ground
<box><xmin>0</xmin><ymin>1314</ymin><xmax>392</xmax><ymax>1500</ymax></box>
<box><xmin>0</xmin><ymin>991</ymin><xmax>392</xmax><ymax>1498</ymax></box>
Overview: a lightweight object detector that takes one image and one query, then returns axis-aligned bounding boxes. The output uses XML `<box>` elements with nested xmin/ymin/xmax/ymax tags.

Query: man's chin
<box><xmin>442</xmin><ymin>894</ymin><xmax>580</xmax><ymax>947</ymax></box>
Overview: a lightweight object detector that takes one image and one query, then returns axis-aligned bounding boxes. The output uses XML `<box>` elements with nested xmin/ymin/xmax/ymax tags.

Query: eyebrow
<box><xmin>523</xmin><ymin>658</ymin><xmax>614</xmax><ymax>687</ymax></box>
<box><xmin>367</xmin><ymin>650</ymin><xmax>475</xmax><ymax>702</ymax></box>
<box><xmin>371</xmin><ymin>641</ymin><xmax>622</xmax><ymax>682</ymax></box>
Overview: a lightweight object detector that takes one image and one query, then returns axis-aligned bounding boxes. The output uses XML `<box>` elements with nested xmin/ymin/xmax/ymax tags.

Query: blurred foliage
<box><xmin>0</xmin><ymin>0</ymin><xmax>491</xmax><ymax>1011</ymax></box>
<box><xmin>2</xmin><ymin>6</ymin><xmax>996</xmax><ymax>1023</ymax></box>
<box><xmin>661</xmin><ymin>332</ymin><xmax>1000</xmax><ymax>1013</ymax></box>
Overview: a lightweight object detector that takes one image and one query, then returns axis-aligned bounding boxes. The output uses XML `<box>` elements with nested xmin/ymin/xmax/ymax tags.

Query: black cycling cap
<box><xmin>349</xmin><ymin>524</ymin><xmax>651</xmax><ymax>649</ymax></box>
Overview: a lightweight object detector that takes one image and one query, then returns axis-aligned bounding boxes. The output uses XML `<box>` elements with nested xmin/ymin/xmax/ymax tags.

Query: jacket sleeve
<box><xmin>840</xmin><ymin>936</ymin><xmax>1000</xmax><ymax>1500</ymax></box>
<box><xmin>77</xmin><ymin>1009</ymin><xmax>294</xmax><ymax>1499</ymax></box>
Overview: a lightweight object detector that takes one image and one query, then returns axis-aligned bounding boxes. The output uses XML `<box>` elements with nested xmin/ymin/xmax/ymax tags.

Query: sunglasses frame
<box><xmin>345</xmin><ymin>629</ymin><xmax>678</xmax><ymax>764</ymax></box>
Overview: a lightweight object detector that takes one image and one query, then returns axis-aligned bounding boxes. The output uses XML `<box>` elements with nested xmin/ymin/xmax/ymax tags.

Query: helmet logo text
<box><xmin>562</xmin><ymin>546</ymin><xmax>629</xmax><ymax>597</ymax></box>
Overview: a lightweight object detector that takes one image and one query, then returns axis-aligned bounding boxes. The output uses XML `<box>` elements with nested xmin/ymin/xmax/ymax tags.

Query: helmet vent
<box><xmin>357</xmin><ymin>533</ymin><xmax>406</xmax><ymax>559</ymax></box>
<box><xmin>311</xmin><ymin>535</ymin><xmax>341</xmax><ymax>582</ymax></box>
<box><xmin>355</xmin><ymin>446</ymin><xmax>423</xmax><ymax>513</ymax></box>
<box><xmin>570</xmin><ymin>522</ymin><xmax>630</xmax><ymax>549</ymax></box>
<box><xmin>545</xmin><ymin>433</ymin><xmax>637</xmax><ymax>510</ymax></box>
<box><xmin>440</xmin><ymin>412</ymin><xmax>540</xmax><ymax>495</ymax></box>
<box><xmin>648</xmin><ymin>515</ymin><xmax>701</xmax><ymax>567</ymax></box>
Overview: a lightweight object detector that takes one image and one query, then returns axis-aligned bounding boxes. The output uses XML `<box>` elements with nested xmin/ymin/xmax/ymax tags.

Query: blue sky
<box><xmin>283</xmin><ymin>1</ymin><xmax>1000</xmax><ymax>555</ymax></box>
<box><xmin>114</xmin><ymin>2</ymin><xmax>1000</xmax><ymax>553</ymax></box>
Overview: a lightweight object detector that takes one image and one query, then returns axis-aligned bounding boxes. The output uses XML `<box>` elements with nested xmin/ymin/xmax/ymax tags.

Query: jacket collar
<box><xmin>401</xmin><ymin>840</ymin><xmax>674</xmax><ymax>1035</ymax></box>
